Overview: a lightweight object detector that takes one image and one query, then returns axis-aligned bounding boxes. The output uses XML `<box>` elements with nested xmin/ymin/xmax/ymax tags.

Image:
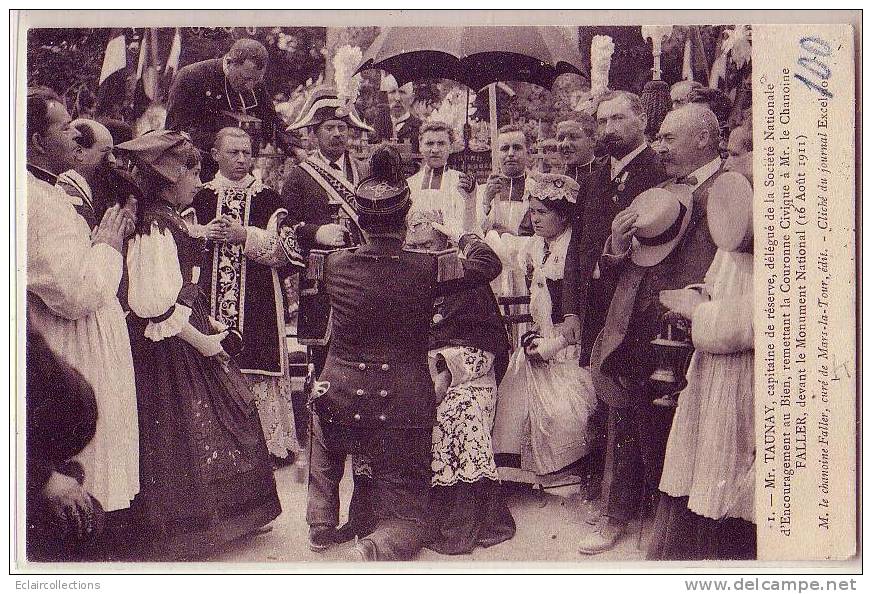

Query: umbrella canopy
<box><xmin>357</xmin><ymin>26</ymin><xmax>587</xmax><ymax>91</ymax></box>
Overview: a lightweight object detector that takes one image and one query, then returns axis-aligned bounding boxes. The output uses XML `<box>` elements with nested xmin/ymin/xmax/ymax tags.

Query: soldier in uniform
<box><xmin>280</xmin><ymin>86</ymin><xmax>373</xmax><ymax>373</ymax></box>
<box><xmin>297</xmin><ymin>146</ymin><xmax>502</xmax><ymax>561</ymax></box>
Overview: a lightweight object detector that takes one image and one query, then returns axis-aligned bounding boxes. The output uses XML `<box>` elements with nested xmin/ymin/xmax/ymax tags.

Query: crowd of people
<box><xmin>25</xmin><ymin>37</ymin><xmax>756</xmax><ymax>563</ymax></box>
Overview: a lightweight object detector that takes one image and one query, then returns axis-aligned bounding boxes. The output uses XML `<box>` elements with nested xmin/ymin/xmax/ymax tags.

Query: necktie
<box><xmin>542</xmin><ymin>241</ymin><xmax>551</xmax><ymax>265</ymax></box>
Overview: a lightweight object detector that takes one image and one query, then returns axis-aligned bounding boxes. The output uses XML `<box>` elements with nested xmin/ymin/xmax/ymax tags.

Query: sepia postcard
<box><xmin>10</xmin><ymin>9</ymin><xmax>860</xmax><ymax>575</ymax></box>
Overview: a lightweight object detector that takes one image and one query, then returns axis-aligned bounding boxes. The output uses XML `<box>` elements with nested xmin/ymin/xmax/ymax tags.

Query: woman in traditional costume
<box><xmin>487</xmin><ymin>174</ymin><xmax>599</xmax><ymax>485</ymax></box>
<box><xmin>118</xmin><ymin>131</ymin><xmax>281</xmax><ymax>559</ymax></box>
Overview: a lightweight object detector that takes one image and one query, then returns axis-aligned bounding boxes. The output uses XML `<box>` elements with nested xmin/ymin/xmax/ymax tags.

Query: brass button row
<box><xmin>352</xmin><ymin>413</ymin><xmax>388</xmax><ymax>422</ymax></box>
<box><xmin>356</xmin><ymin>363</ymin><xmax>391</xmax><ymax>371</ymax></box>
<box><xmin>353</xmin><ymin>388</ymin><xmax>389</xmax><ymax>396</ymax></box>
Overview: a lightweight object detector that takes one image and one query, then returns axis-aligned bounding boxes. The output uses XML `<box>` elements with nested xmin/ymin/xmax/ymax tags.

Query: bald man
<box><xmin>578</xmin><ymin>103</ymin><xmax>724</xmax><ymax>555</ymax></box>
<box><xmin>58</xmin><ymin>119</ymin><xmax>115</xmax><ymax>229</ymax></box>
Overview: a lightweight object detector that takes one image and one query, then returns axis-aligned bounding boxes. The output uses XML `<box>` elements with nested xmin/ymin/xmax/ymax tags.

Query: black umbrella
<box><xmin>356</xmin><ymin>25</ymin><xmax>587</xmax><ymax>91</ymax></box>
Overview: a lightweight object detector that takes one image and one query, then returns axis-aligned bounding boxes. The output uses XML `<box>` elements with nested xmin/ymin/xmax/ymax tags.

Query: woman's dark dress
<box><xmin>127</xmin><ymin>202</ymin><xmax>280</xmax><ymax>559</ymax></box>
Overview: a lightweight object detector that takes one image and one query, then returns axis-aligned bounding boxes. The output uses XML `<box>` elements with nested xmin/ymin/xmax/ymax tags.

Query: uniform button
<box><xmin>359</xmin><ymin>363</ymin><xmax>367</xmax><ymax>370</ymax></box>
<box><xmin>379</xmin><ymin>389</ymin><xmax>388</xmax><ymax>397</ymax></box>
<box><xmin>356</xmin><ymin>389</ymin><xmax>364</xmax><ymax>396</ymax></box>
<box><xmin>381</xmin><ymin>363</ymin><xmax>390</xmax><ymax>371</ymax></box>
<box><xmin>379</xmin><ymin>414</ymin><xmax>386</xmax><ymax>422</ymax></box>
<box><xmin>353</xmin><ymin>413</ymin><xmax>361</xmax><ymax>421</ymax></box>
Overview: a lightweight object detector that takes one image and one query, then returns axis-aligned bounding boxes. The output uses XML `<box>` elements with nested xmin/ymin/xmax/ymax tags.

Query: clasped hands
<box><xmin>205</xmin><ymin>215</ymin><xmax>247</xmax><ymax>245</ymax></box>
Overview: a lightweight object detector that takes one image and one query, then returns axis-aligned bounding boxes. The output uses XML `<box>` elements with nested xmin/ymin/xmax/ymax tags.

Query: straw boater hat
<box><xmin>353</xmin><ymin>144</ymin><xmax>411</xmax><ymax>230</ymax></box>
<box><xmin>707</xmin><ymin>171</ymin><xmax>753</xmax><ymax>252</ymax></box>
<box><xmin>626</xmin><ymin>184</ymin><xmax>694</xmax><ymax>267</ymax></box>
<box><xmin>285</xmin><ymin>85</ymin><xmax>372</xmax><ymax>132</ymax></box>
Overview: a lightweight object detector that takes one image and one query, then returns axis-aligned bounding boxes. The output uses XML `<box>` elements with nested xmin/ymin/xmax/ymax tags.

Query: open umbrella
<box><xmin>356</xmin><ymin>25</ymin><xmax>587</xmax><ymax>91</ymax></box>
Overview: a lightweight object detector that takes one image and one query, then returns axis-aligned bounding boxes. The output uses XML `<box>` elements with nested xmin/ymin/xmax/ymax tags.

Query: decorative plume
<box><xmin>427</xmin><ymin>87</ymin><xmax>477</xmax><ymax>150</ymax></box>
<box><xmin>369</xmin><ymin>144</ymin><xmax>405</xmax><ymax>184</ymax></box>
<box><xmin>332</xmin><ymin>44</ymin><xmax>363</xmax><ymax>105</ymax></box>
<box><xmin>590</xmin><ymin>35</ymin><xmax>615</xmax><ymax>96</ymax></box>
<box><xmin>641</xmin><ymin>26</ymin><xmax>674</xmax><ymax>80</ymax></box>
<box><xmin>723</xmin><ymin>25</ymin><xmax>752</xmax><ymax>69</ymax></box>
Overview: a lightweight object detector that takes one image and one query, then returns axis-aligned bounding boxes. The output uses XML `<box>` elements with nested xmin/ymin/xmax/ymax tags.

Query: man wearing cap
<box><xmin>382</xmin><ymin>74</ymin><xmax>421</xmax><ymax>153</ymax></box>
<box><xmin>280</xmin><ymin>85</ymin><xmax>373</xmax><ymax>372</ymax></box>
<box><xmin>302</xmin><ymin>145</ymin><xmax>502</xmax><ymax>561</ymax></box>
<box><xmin>577</xmin><ymin>103</ymin><xmax>723</xmax><ymax>554</ymax></box>
<box><xmin>166</xmin><ymin>38</ymin><xmax>288</xmax><ymax>181</ymax></box>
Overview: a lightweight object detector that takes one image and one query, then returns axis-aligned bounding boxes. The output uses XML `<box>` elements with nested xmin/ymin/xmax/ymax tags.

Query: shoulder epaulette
<box><xmin>433</xmin><ymin>248</ymin><xmax>465</xmax><ymax>283</ymax></box>
<box><xmin>306</xmin><ymin>247</ymin><xmax>357</xmax><ymax>280</ymax></box>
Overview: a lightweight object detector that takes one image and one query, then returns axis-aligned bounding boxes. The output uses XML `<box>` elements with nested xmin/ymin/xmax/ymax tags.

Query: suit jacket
<box><xmin>166</xmin><ymin>58</ymin><xmax>285</xmax><ymax>153</ymax></box>
<box><xmin>562</xmin><ymin>147</ymin><xmax>668</xmax><ymax>364</ymax></box>
<box><xmin>395</xmin><ymin>114</ymin><xmax>422</xmax><ymax>153</ymax></box>
<box><xmin>597</xmin><ymin>166</ymin><xmax>725</xmax><ymax>394</ymax></box>
<box><xmin>315</xmin><ymin>235</ymin><xmax>502</xmax><ymax>428</ymax></box>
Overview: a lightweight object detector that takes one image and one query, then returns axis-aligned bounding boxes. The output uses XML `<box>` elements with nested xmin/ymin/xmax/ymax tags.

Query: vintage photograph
<box><xmin>13</xmin><ymin>11</ymin><xmax>857</xmax><ymax>570</ymax></box>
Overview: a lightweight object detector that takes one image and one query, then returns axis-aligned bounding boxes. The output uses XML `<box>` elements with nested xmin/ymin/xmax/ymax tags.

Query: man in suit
<box><xmin>561</xmin><ymin>91</ymin><xmax>668</xmax><ymax>368</ymax></box>
<box><xmin>165</xmin><ymin>38</ymin><xmax>288</xmax><ymax>181</ymax></box>
<box><xmin>280</xmin><ymin>86</ymin><xmax>373</xmax><ymax>373</ymax></box>
<box><xmin>383</xmin><ymin>74</ymin><xmax>421</xmax><ymax>153</ymax></box>
<box><xmin>302</xmin><ymin>146</ymin><xmax>502</xmax><ymax>561</ymax></box>
<box><xmin>558</xmin><ymin>91</ymin><xmax>667</xmax><ymax>506</ymax></box>
<box><xmin>577</xmin><ymin>103</ymin><xmax>724</xmax><ymax>554</ymax></box>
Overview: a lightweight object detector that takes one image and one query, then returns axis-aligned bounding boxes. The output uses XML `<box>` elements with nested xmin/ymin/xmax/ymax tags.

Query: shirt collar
<box><xmin>683</xmin><ymin>157</ymin><xmax>723</xmax><ymax>190</ymax></box>
<box><xmin>27</xmin><ymin>163</ymin><xmax>58</xmax><ymax>185</ymax></box>
<box><xmin>57</xmin><ymin>169</ymin><xmax>93</xmax><ymax>205</ymax></box>
<box><xmin>316</xmin><ymin>150</ymin><xmax>346</xmax><ymax>172</ymax></box>
<box><xmin>391</xmin><ymin>112</ymin><xmax>410</xmax><ymax>127</ymax></box>
<box><xmin>610</xmin><ymin>142</ymin><xmax>648</xmax><ymax>179</ymax></box>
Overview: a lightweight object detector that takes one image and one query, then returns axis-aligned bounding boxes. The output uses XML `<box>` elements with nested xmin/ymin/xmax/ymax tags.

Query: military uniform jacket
<box><xmin>281</xmin><ymin>153</ymin><xmax>367</xmax><ymax>345</ymax></box>
<box><xmin>562</xmin><ymin>147</ymin><xmax>668</xmax><ymax>363</ymax></box>
<box><xmin>166</xmin><ymin>58</ymin><xmax>284</xmax><ymax>153</ymax></box>
<box><xmin>312</xmin><ymin>235</ymin><xmax>502</xmax><ymax>429</ymax></box>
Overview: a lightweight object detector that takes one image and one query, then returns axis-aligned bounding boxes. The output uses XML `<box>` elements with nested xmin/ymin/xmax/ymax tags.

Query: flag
<box><xmin>161</xmin><ymin>28</ymin><xmax>182</xmax><ymax>96</ymax></box>
<box><xmin>95</xmin><ymin>29</ymin><xmax>127</xmax><ymax>117</ymax></box>
<box><xmin>129</xmin><ymin>29</ymin><xmax>160</xmax><ymax>121</ymax></box>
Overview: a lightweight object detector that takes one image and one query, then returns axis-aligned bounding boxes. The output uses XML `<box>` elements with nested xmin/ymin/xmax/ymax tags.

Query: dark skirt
<box><xmin>426</xmin><ymin>479</ymin><xmax>516</xmax><ymax>555</ymax></box>
<box><xmin>130</xmin><ymin>299</ymin><xmax>281</xmax><ymax>560</ymax></box>
<box><xmin>646</xmin><ymin>493</ymin><xmax>756</xmax><ymax>561</ymax></box>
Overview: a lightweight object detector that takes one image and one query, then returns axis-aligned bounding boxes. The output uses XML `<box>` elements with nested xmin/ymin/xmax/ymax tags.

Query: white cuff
<box><xmin>144</xmin><ymin>304</ymin><xmax>193</xmax><ymax>342</ymax></box>
<box><xmin>243</xmin><ymin>227</ymin><xmax>286</xmax><ymax>267</ymax></box>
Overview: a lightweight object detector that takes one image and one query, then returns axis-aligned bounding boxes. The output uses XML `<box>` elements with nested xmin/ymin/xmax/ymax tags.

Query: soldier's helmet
<box><xmin>354</xmin><ymin>144</ymin><xmax>412</xmax><ymax>232</ymax></box>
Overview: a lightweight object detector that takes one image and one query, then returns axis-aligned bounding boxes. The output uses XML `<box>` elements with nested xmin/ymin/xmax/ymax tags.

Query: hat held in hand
<box><xmin>707</xmin><ymin>171</ymin><xmax>753</xmax><ymax>252</ymax></box>
<box><xmin>628</xmin><ymin>185</ymin><xmax>693</xmax><ymax>267</ymax></box>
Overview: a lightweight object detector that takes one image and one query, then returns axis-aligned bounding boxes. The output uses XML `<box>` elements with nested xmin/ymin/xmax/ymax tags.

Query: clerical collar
<box><xmin>610</xmin><ymin>142</ymin><xmax>648</xmax><ymax>179</ymax></box>
<box><xmin>212</xmin><ymin>171</ymin><xmax>256</xmax><ymax>189</ymax></box>
<box><xmin>27</xmin><ymin>163</ymin><xmax>58</xmax><ymax>185</ymax></box>
<box><xmin>422</xmin><ymin>165</ymin><xmax>446</xmax><ymax>190</ymax></box>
